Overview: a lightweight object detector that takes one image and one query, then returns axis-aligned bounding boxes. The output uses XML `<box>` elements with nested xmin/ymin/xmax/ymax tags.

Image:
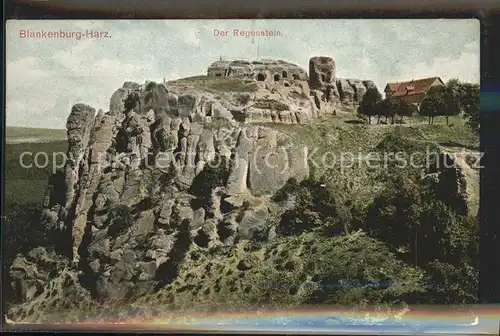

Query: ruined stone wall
<box><xmin>207</xmin><ymin>59</ymin><xmax>308</xmax><ymax>84</ymax></box>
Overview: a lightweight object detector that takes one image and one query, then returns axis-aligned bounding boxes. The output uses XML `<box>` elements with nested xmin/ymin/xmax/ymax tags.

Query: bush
<box><xmin>189</xmin><ymin>157</ymin><xmax>231</xmax><ymax>201</ymax></box>
<box><xmin>364</xmin><ymin>168</ymin><xmax>478</xmax><ymax>304</ymax></box>
<box><xmin>358</xmin><ymin>87</ymin><xmax>382</xmax><ymax>123</ymax></box>
<box><xmin>106</xmin><ymin>204</ymin><xmax>133</xmax><ymax>237</ymax></box>
<box><xmin>276</xmin><ymin>178</ymin><xmax>341</xmax><ymax>236</ymax></box>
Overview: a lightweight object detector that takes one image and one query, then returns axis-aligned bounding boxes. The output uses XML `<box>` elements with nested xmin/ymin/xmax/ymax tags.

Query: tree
<box><xmin>396</xmin><ymin>100</ymin><xmax>413</xmax><ymax>123</ymax></box>
<box><xmin>424</xmin><ymin>82</ymin><xmax>461</xmax><ymax>125</ymax></box>
<box><xmin>358</xmin><ymin>87</ymin><xmax>382</xmax><ymax>124</ymax></box>
<box><xmin>276</xmin><ymin>178</ymin><xmax>341</xmax><ymax>236</ymax></box>
<box><xmin>460</xmin><ymin>83</ymin><xmax>480</xmax><ymax>132</ymax></box>
<box><xmin>377</xmin><ymin>98</ymin><xmax>397</xmax><ymax>124</ymax></box>
<box><xmin>420</xmin><ymin>94</ymin><xmax>446</xmax><ymax>125</ymax></box>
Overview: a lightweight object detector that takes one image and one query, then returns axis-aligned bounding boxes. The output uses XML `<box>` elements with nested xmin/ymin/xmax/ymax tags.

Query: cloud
<box><xmin>398</xmin><ymin>51</ymin><xmax>479</xmax><ymax>84</ymax></box>
<box><xmin>50</xmin><ymin>40</ymin><xmax>95</xmax><ymax>75</ymax></box>
<box><xmin>7</xmin><ymin>57</ymin><xmax>49</xmax><ymax>89</ymax></box>
<box><xmin>91</xmin><ymin>59</ymin><xmax>154</xmax><ymax>78</ymax></box>
<box><xmin>182</xmin><ymin>27</ymin><xmax>201</xmax><ymax>46</ymax></box>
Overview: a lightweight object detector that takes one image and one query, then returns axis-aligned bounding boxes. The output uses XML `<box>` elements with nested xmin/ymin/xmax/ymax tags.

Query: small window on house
<box><xmin>257</xmin><ymin>73</ymin><xmax>266</xmax><ymax>81</ymax></box>
<box><xmin>282</xmin><ymin>70</ymin><xmax>288</xmax><ymax>78</ymax></box>
<box><xmin>292</xmin><ymin>74</ymin><xmax>299</xmax><ymax>80</ymax></box>
<box><xmin>321</xmin><ymin>74</ymin><xmax>326</xmax><ymax>82</ymax></box>
<box><xmin>274</xmin><ymin>74</ymin><xmax>280</xmax><ymax>81</ymax></box>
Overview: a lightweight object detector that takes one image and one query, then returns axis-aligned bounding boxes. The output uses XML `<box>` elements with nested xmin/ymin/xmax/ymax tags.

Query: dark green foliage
<box><xmin>272</xmin><ymin>177</ymin><xmax>299</xmax><ymax>203</ymax></box>
<box><xmin>106</xmin><ymin>204</ymin><xmax>134</xmax><ymax>237</ymax></box>
<box><xmin>395</xmin><ymin>100</ymin><xmax>414</xmax><ymax>122</ymax></box>
<box><xmin>259</xmin><ymin>233</ymin><xmax>426</xmax><ymax>306</ymax></box>
<box><xmin>376</xmin><ymin>98</ymin><xmax>397</xmax><ymax>124</ymax></box>
<box><xmin>189</xmin><ymin>157</ymin><xmax>231</xmax><ymax>202</ymax></box>
<box><xmin>420</xmin><ymin>93</ymin><xmax>446</xmax><ymax>125</ymax></box>
<box><xmin>425</xmin><ymin>85</ymin><xmax>460</xmax><ymax>125</ymax></box>
<box><xmin>275</xmin><ymin>178</ymin><xmax>341</xmax><ymax>236</ymax></box>
<box><xmin>364</xmin><ymin>166</ymin><xmax>478</xmax><ymax>303</ymax></box>
<box><xmin>3</xmin><ymin>202</ymin><xmax>47</xmax><ymax>264</ymax></box>
<box><xmin>420</xmin><ymin>79</ymin><xmax>478</xmax><ymax>127</ymax></box>
<box><xmin>3</xmin><ymin>202</ymin><xmax>50</xmax><ymax>304</ymax></box>
<box><xmin>5</xmin><ymin>141</ymin><xmax>68</xmax><ymax>205</ymax></box>
<box><xmin>358</xmin><ymin>87</ymin><xmax>382</xmax><ymax>123</ymax></box>
<box><xmin>460</xmin><ymin>83</ymin><xmax>480</xmax><ymax>132</ymax></box>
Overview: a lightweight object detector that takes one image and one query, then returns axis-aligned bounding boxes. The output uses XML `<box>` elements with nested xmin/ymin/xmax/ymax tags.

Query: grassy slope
<box><xmin>265</xmin><ymin>114</ymin><xmax>479</xmax><ymax>214</ymax></box>
<box><xmin>6</xmin><ymin>127</ymin><xmax>66</xmax><ymax>141</ymax></box>
<box><xmin>4</xmin><ymin>141</ymin><xmax>68</xmax><ymax>206</ymax></box>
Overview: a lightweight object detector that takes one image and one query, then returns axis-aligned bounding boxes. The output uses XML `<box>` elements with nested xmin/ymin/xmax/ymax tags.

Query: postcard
<box><xmin>5</xmin><ymin>19</ymin><xmax>491</xmax><ymax>332</ymax></box>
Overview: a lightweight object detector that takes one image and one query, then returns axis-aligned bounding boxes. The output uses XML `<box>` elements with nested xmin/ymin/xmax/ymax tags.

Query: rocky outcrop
<box><xmin>309</xmin><ymin>56</ymin><xmax>336</xmax><ymax>91</ymax></box>
<box><xmin>307</xmin><ymin>57</ymin><xmax>378</xmax><ymax>111</ymax></box>
<box><xmin>424</xmin><ymin>152</ymin><xmax>480</xmax><ymax>217</ymax></box>
<box><xmin>7</xmin><ymin>247</ymin><xmax>92</xmax><ymax>321</ymax></box>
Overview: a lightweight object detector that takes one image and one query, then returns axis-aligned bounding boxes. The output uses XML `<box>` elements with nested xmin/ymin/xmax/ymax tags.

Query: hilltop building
<box><xmin>384</xmin><ymin>77</ymin><xmax>445</xmax><ymax>108</ymax></box>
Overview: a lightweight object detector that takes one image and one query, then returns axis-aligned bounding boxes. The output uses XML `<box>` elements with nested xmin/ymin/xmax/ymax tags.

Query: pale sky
<box><xmin>6</xmin><ymin>19</ymin><xmax>479</xmax><ymax>129</ymax></box>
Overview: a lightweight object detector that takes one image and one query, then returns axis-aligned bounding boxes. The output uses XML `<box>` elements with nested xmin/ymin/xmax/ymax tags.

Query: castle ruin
<box><xmin>207</xmin><ymin>59</ymin><xmax>308</xmax><ymax>86</ymax></box>
<box><xmin>207</xmin><ymin>56</ymin><xmax>378</xmax><ymax>111</ymax></box>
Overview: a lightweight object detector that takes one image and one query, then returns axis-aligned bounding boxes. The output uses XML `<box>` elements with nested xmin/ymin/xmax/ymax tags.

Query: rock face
<box><xmin>424</xmin><ymin>152</ymin><xmax>479</xmax><ymax>217</ymax></box>
<box><xmin>307</xmin><ymin>56</ymin><xmax>379</xmax><ymax>113</ymax></box>
<box><xmin>309</xmin><ymin>56</ymin><xmax>336</xmax><ymax>91</ymax></box>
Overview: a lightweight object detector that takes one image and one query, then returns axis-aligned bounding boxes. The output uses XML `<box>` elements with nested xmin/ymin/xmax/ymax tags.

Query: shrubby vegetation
<box><xmin>273</xmin><ymin>178</ymin><xmax>343</xmax><ymax>236</ymax></box>
<box><xmin>267</xmin><ymin>125</ymin><xmax>478</xmax><ymax>305</ymax></box>
<box><xmin>364</xmin><ymin>168</ymin><xmax>478</xmax><ymax>303</ymax></box>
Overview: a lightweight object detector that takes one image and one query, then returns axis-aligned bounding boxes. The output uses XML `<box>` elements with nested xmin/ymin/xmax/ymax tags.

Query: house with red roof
<box><xmin>384</xmin><ymin>77</ymin><xmax>445</xmax><ymax>110</ymax></box>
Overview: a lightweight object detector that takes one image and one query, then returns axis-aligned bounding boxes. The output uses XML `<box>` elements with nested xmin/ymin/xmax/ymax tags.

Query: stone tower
<box><xmin>308</xmin><ymin>56</ymin><xmax>336</xmax><ymax>90</ymax></box>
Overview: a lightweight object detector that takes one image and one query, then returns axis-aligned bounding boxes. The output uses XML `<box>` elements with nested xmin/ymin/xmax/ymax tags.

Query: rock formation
<box><xmin>309</xmin><ymin>56</ymin><xmax>336</xmax><ymax>91</ymax></box>
<box><xmin>5</xmin><ymin>56</ymin><xmax>395</xmax><ymax>322</ymax></box>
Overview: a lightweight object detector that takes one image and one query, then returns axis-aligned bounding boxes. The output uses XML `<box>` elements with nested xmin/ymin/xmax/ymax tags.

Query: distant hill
<box><xmin>6</xmin><ymin>127</ymin><xmax>66</xmax><ymax>144</ymax></box>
